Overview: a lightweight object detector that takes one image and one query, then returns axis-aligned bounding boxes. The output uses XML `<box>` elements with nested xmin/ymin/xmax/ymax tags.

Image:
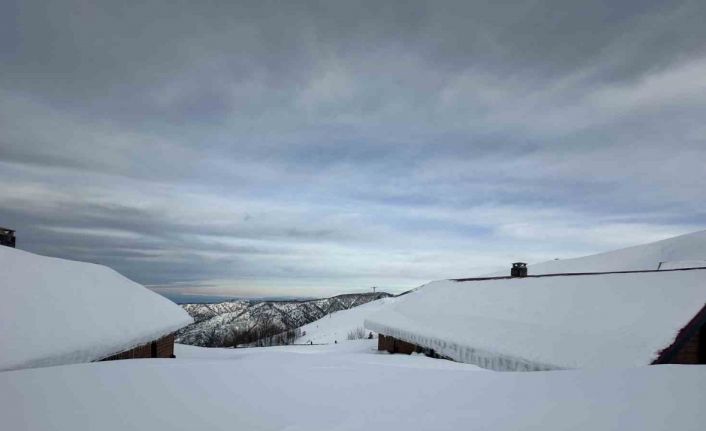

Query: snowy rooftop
<box><xmin>0</xmin><ymin>247</ymin><xmax>193</xmax><ymax>372</ymax></box>
<box><xmin>497</xmin><ymin>229</ymin><xmax>706</xmax><ymax>275</ymax></box>
<box><xmin>366</xmin><ymin>269</ymin><xmax>706</xmax><ymax>370</ymax></box>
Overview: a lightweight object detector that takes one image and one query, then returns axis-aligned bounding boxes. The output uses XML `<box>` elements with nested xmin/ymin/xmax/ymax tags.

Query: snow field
<box><xmin>1</xmin><ymin>342</ymin><xmax>703</xmax><ymax>431</ymax></box>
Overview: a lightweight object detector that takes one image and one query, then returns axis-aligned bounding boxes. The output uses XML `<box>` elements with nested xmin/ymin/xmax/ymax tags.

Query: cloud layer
<box><xmin>2</xmin><ymin>1</ymin><xmax>705</xmax><ymax>296</ymax></box>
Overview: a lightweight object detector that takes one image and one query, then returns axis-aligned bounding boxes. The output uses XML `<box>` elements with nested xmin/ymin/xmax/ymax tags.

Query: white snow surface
<box><xmin>0</xmin><ymin>247</ymin><xmax>193</xmax><ymax>372</ymax></box>
<box><xmin>503</xmin><ymin>229</ymin><xmax>706</xmax><ymax>276</ymax></box>
<box><xmin>366</xmin><ymin>269</ymin><xmax>706</xmax><ymax>370</ymax></box>
<box><xmin>294</xmin><ymin>296</ymin><xmax>399</xmax><ymax>344</ymax></box>
<box><xmin>1</xmin><ymin>341</ymin><xmax>704</xmax><ymax>431</ymax></box>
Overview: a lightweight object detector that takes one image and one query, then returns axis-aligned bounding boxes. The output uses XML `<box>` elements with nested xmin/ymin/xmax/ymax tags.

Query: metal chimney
<box><xmin>511</xmin><ymin>262</ymin><xmax>527</xmax><ymax>277</ymax></box>
<box><xmin>0</xmin><ymin>227</ymin><xmax>15</xmax><ymax>248</ymax></box>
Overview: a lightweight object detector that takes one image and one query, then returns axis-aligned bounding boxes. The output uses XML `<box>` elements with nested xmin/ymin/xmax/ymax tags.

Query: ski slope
<box><xmin>294</xmin><ymin>296</ymin><xmax>399</xmax><ymax>344</ymax></box>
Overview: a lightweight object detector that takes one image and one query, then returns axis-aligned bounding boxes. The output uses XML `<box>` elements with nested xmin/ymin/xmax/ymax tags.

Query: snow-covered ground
<box><xmin>1</xmin><ymin>341</ymin><xmax>704</xmax><ymax>431</ymax></box>
<box><xmin>294</xmin><ymin>296</ymin><xmax>399</xmax><ymax>344</ymax></box>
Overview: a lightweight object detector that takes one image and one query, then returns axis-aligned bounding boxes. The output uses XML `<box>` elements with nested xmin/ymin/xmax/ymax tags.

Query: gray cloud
<box><xmin>1</xmin><ymin>0</ymin><xmax>705</xmax><ymax>296</ymax></box>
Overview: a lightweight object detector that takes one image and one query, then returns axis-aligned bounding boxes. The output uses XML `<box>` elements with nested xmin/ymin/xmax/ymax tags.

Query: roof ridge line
<box><xmin>452</xmin><ymin>266</ymin><xmax>706</xmax><ymax>282</ymax></box>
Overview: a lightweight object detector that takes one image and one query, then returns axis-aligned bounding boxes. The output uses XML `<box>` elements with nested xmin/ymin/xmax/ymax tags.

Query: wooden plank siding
<box><xmin>378</xmin><ymin>334</ymin><xmax>420</xmax><ymax>355</ymax></box>
<box><xmin>661</xmin><ymin>324</ymin><xmax>705</xmax><ymax>364</ymax></box>
<box><xmin>100</xmin><ymin>333</ymin><xmax>176</xmax><ymax>362</ymax></box>
<box><xmin>653</xmin><ymin>303</ymin><xmax>706</xmax><ymax>364</ymax></box>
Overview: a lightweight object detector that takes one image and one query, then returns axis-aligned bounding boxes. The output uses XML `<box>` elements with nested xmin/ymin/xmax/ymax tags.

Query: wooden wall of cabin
<box><xmin>667</xmin><ymin>324</ymin><xmax>705</xmax><ymax>364</ymax></box>
<box><xmin>100</xmin><ymin>333</ymin><xmax>176</xmax><ymax>362</ymax></box>
<box><xmin>377</xmin><ymin>334</ymin><xmax>417</xmax><ymax>355</ymax></box>
<box><xmin>155</xmin><ymin>333</ymin><xmax>175</xmax><ymax>358</ymax></box>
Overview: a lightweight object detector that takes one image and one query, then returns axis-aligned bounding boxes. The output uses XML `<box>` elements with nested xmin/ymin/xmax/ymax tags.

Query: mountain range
<box><xmin>176</xmin><ymin>292</ymin><xmax>391</xmax><ymax>347</ymax></box>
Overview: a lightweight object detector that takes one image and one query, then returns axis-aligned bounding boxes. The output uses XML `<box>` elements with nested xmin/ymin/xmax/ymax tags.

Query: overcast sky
<box><xmin>2</xmin><ymin>1</ymin><xmax>705</xmax><ymax>298</ymax></box>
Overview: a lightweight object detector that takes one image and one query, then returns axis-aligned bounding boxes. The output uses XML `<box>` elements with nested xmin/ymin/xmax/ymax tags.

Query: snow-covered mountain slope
<box><xmin>0</xmin><ymin>247</ymin><xmax>192</xmax><ymax>372</ymax></box>
<box><xmin>295</xmin><ymin>296</ymin><xmax>399</xmax><ymax>344</ymax></box>
<box><xmin>181</xmin><ymin>301</ymin><xmax>250</xmax><ymax>323</ymax></box>
<box><xmin>3</xmin><ymin>341</ymin><xmax>704</xmax><ymax>431</ymax></box>
<box><xmin>498</xmin><ymin>229</ymin><xmax>706</xmax><ymax>276</ymax></box>
<box><xmin>176</xmin><ymin>292</ymin><xmax>391</xmax><ymax>346</ymax></box>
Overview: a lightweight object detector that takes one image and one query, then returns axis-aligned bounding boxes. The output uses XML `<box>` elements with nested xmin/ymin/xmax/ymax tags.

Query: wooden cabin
<box><xmin>366</xmin><ymin>266</ymin><xmax>706</xmax><ymax>370</ymax></box>
<box><xmin>0</xmin><ymin>246</ymin><xmax>192</xmax><ymax>372</ymax></box>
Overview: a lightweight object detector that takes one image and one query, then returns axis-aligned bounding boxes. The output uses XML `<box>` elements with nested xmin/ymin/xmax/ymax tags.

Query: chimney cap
<box><xmin>512</xmin><ymin>262</ymin><xmax>527</xmax><ymax>267</ymax></box>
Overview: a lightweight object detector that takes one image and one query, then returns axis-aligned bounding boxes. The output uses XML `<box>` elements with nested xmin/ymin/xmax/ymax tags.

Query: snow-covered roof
<box><xmin>0</xmin><ymin>247</ymin><xmax>193</xmax><ymax>371</ymax></box>
<box><xmin>365</xmin><ymin>269</ymin><xmax>706</xmax><ymax>370</ymax></box>
<box><xmin>498</xmin><ymin>229</ymin><xmax>706</xmax><ymax>275</ymax></box>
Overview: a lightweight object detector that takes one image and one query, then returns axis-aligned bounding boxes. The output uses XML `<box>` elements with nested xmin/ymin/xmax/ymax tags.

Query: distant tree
<box><xmin>346</xmin><ymin>327</ymin><xmax>366</xmax><ymax>340</ymax></box>
<box><xmin>203</xmin><ymin>327</ymin><xmax>221</xmax><ymax>347</ymax></box>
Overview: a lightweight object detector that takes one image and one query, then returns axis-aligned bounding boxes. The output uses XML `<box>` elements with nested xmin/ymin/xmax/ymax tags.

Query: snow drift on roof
<box><xmin>0</xmin><ymin>247</ymin><xmax>193</xmax><ymax>371</ymax></box>
<box><xmin>500</xmin><ymin>229</ymin><xmax>706</xmax><ymax>276</ymax></box>
<box><xmin>366</xmin><ymin>269</ymin><xmax>706</xmax><ymax>370</ymax></box>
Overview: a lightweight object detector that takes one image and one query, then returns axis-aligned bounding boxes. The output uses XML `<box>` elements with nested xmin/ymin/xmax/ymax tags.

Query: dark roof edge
<box><xmin>652</xmin><ymin>303</ymin><xmax>706</xmax><ymax>364</ymax></box>
<box><xmin>452</xmin><ymin>266</ymin><xmax>706</xmax><ymax>282</ymax></box>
